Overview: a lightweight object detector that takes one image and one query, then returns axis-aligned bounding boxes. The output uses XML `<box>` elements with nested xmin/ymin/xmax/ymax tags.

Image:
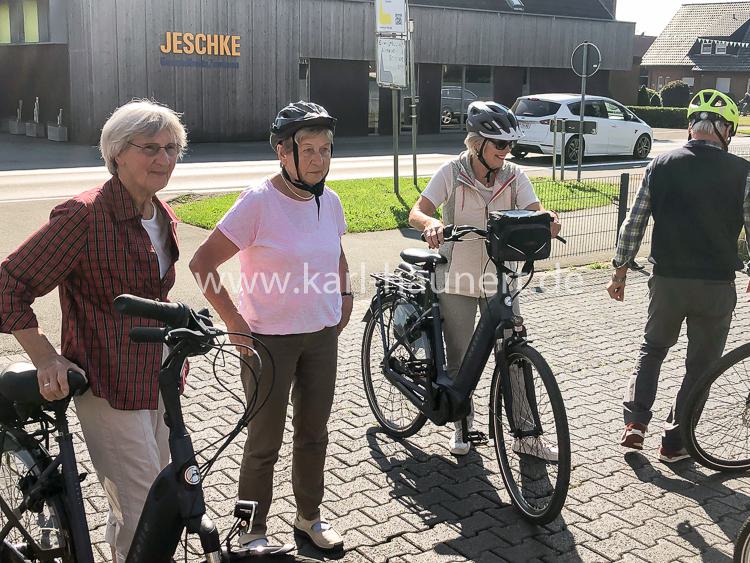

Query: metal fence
<box><xmin>534</xmin><ymin>172</ymin><xmax>648</xmax><ymax>261</ymax></box>
<box><xmin>534</xmin><ymin>147</ymin><xmax>750</xmax><ymax>263</ymax></box>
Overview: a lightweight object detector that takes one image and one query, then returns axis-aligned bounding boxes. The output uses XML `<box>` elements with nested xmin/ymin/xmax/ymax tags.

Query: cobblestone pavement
<box><xmin>4</xmin><ymin>267</ymin><xmax>750</xmax><ymax>562</ymax></box>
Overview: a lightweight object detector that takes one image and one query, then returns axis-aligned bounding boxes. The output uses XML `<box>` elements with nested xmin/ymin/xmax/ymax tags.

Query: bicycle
<box><xmin>0</xmin><ymin>295</ymin><xmax>293</xmax><ymax>562</ymax></box>
<box><xmin>360</xmin><ymin>209</ymin><xmax>571</xmax><ymax>524</ymax></box>
<box><xmin>680</xmin><ymin>336</ymin><xmax>750</xmax><ymax>473</ymax></box>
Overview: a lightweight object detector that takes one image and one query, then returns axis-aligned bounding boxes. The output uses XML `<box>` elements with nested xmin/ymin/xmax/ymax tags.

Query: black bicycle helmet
<box><xmin>269</xmin><ymin>101</ymin><xmax>337</xmax><ymax>217</ymax></box>
<box><xmin>466</xmin><ymin>101</ymin><xmax>523</xmax><ymax>141</ymax></box>
<box><xmin>270</xmin><ymin>101</ymin><xmax>337</xmax><ymax>148</ymax></box>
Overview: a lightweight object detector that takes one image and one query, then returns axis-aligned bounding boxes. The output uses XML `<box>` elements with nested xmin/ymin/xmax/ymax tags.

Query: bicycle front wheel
<box><xmin>491</xmin><ymin>344</ymin><xmax>570</xmax><ymax>525</ymax></box>
<box><xmin>361</xmin><ymin>295</ymin><xmax>428</xmax><ymax>439</ymax></box>
<box><xmin>0</xmin><ymin>427</ymin><xmax>76</xmax><ymax>562</ymax></box>
<box><xmin>682</xmin><ymin>342</ymin><xmax>750</xmax><ymax>472</ymax></box>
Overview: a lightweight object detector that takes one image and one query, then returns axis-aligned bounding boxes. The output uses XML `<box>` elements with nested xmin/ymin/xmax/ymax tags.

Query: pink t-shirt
<box><xmin>217</xmin><ymin>179</ymin><xmax>347</xmax><ymax>335</ymax></box>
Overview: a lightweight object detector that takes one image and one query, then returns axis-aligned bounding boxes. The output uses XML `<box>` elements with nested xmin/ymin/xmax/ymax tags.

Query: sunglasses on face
<box><xmin>128</xmin><ymin>141</ymin><xmax>182</xmax><ymax>158</ymax></box>
<box><xmin>488</xmin><ymin>139</ymin><xmax>516</xmax><ymax>151</ymax></box>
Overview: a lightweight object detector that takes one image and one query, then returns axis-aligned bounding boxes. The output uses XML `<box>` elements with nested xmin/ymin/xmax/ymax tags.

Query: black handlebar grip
<box><xmin>129</xmin><ymin>327</ymin><xmax>168</xmax><ymax>344</ymax></box>
<box><xmin>420</xmin><ymin>224</ymin><xmax>454</xmax><ymax>242</ymax></box>
<box><xmin>67</xmin><ymin>369</ymin><xmax>89</xmax><ymax>397</ymax></box>
<box><xmin>114</xmin><ymin>294</ymin><xmax>190</xmax><ymax>327</ymax></box>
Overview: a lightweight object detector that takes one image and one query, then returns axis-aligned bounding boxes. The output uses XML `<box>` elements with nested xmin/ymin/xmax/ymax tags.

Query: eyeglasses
<box><xmin>128</xmin><ymin>141</ymin><xmax>182</xmax><ymax>157</ymax></box>
<box><xmin>488</xmin><ymin>139</ymin><xmax>516</xmax><ymax>151</ymax></box>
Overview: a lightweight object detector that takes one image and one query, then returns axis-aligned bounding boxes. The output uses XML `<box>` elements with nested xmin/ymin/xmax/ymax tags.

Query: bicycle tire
<box><xmin>682</xmin><ymin>342</ymin><xmax>750</xmax><ymax>472</ymax></box>
<box><xmin>491</xmin><ymin>344</ymin><xmax>570</xmax><ymax>525</ymax></box>
<box><xmin>736</xmin><ymin>514</ymin><xmax>750</xmax><ymax>563</ymax></box>
<box><xmin>361</xmin><ymin>295</ymin><xmax>428</xmax><ymax>439</ymax></box>
<box><xmin>0</xmin><ymin>427</ymin><xmax>76</xmax><ymax>562</ymax></box>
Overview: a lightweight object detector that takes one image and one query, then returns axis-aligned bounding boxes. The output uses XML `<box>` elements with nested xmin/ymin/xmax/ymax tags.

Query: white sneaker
<box><xmin>512</xmin><ymin>436</ymin><xmax>558</xmax><ymax>462</ymax></box>
<box><xmin>449</xmin><ymin>419</ymin><xmax>472</xmax><ymax>456</ymax></box>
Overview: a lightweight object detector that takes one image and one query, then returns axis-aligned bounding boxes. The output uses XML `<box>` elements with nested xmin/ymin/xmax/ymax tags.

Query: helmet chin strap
<box><xmin>280</xmin><ymin>135</ymin><xmax>334</xmax><ymax>218</ymax></box>
<box><xmin>475</xmin><ymin>139</ymin><xmax>499</xmax><ymax>184</ymax></box>
<box><xmin>710</xmin><ymin>120</ymin><xmax>730</xmax><ymax>151</ymax></box>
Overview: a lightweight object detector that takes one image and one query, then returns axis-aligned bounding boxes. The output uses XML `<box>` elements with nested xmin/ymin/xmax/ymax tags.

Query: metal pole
<box><xmin>560</xmin><ymin>120</ymin><xmax>566</xmax><ymax>182</ymax></box>
<box><xmin>409</xmin><ymin>16</ymin><xmax>418</xmax><ymax>188</ymax></box>
<box><xmin>616</xmin><ymin>173</ymin><xmax>631</xmax><ymax>244</ymax></box>
<box><xmin>552</xmin><ymin>118</ymin><xmax>558</xmax><ymax>181</ymax></box>
<box><xmin>393</xmin><ymin>88</ymin><xmax>399</xmax><ymax>195</ymax></box>
<box><xmin>577</xmin><ymin>43</ymin><xmax>587</xmax><ymax>182</ymax></box>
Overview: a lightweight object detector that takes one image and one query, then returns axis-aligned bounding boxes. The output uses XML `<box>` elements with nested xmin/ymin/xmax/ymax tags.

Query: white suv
<box><xmin>510</xmin><ymin>94</ymin><xmax>653</xmax><ymax>161</ymax></box>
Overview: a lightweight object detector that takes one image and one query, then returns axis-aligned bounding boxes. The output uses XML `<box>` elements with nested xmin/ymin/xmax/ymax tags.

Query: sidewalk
<box><xmin>5</xmin><ymin>267</ymin><xmax>747</xmax><ymax>561</ymax></box>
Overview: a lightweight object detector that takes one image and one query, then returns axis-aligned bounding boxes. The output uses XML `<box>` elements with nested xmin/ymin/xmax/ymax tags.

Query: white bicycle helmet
<box><xmin>466</xmin><ymin>101</ymin><xmax>524</xmax><ymax>141</ymax></box>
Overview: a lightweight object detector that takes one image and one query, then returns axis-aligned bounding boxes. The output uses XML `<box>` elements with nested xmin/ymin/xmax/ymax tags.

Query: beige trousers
<box><xmin>74</xmin><ymin>390</ymin><xmax>169</xmax><ymax>563</ymax></box>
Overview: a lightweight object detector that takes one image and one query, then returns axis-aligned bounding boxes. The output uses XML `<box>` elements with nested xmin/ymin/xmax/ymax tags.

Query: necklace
<box><xmin>280</xmin><ymin>175</ymin><xmax>314</xmax><ymax>201</ymax></box>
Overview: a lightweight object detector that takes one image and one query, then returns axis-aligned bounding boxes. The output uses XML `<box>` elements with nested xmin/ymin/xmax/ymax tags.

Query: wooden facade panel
<box><xmin>276</xmin><ymin>0</ymin><xmax>301</xmax><ymax>109</ymax></box>
<box><xmin>233</xmin><ymin>0</ymin><xmax>255</xmax><ymax>137</ymax></box>
<box><xmin>172</xmin><ymin>0</ymin><xmax>203</xmax><ymax>139</ymax></box>
<box><xmin>320</xmin><ymin>0</ymin><xmax>345</xmax><ymax>60</ymax></box>
<box><xmin>67</xmin><ymin>0</ymin><xmax>94</xmax><ymax>140</ymax></box>
<box><xmin>89</xmin><ymin>0</ymin><xmax>118</xmax><ymax>130</ymax></box>
<box><xmin>144</xmin><ymin>0</ymin><xmax>175</xmax><ymax>108</ymax></box>
<box><xmin>300</xmin><ymin>0</ymin><xmax>324</xmax><ymax>60</ymax></box>
<box><xmin>199</xmin><ymin>0</ymin><xmax>226</xmax><ymax>138</ymax></box>
<box><xmin>250</xmin><ymin>0</ymin><xmax>277</xmax><ymax>137</ymax></box>
<box><xmin>116</xmin><ymin>0</ymin><xmax>147</xmax><ymax>104</ymax></box>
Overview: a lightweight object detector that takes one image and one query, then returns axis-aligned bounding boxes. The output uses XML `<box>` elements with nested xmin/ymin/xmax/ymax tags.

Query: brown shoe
<box><xmin>620</xmin><ymin>423</ymin><xmax>647</xmax><ymax>450</ymax></box>
<box><xmin>294</xmin><ymin>515</ymin><xmax>344</xmax><ymax>552</ymax></box>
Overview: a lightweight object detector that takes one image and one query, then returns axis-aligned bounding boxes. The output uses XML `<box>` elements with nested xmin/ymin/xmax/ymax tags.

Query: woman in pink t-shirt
<box><xmin>189</xmin><ymin>102</ymin><xmax>351</xmax><ymax>553</ymax></box>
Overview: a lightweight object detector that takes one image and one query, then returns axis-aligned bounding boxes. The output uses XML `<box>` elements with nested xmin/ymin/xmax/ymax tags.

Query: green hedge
<box><xmin>627</xmin><ymin>106</ymin><xmax>688</xmax><ymax>129</ymax></box>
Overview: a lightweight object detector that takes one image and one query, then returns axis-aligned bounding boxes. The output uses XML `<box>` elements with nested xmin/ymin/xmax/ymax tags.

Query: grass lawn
<box><xmin>173</xmin><ymin>176</ymin><xmax>619</xmax><ymax>233</ymax></box>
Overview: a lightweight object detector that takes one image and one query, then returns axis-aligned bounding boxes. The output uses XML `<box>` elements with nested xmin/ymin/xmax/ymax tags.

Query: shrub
<box><xmin>660</xmin><ymin>80</ymin><xmax>691</xmax><ymax>107</ymax></box>
<box><xmin>627</xmin><ymin>106</ymin><xmax>688</xmax><ymax>128</ymax></box>
<box><xmin>637</xmin><ymin>85</ymin><xmax>659</xmax><ymax>106</ymax></box>
<box><xmin>649</xmin><ymin>92</ymin><xmax>662</xmax><ymax>107</ymax></box>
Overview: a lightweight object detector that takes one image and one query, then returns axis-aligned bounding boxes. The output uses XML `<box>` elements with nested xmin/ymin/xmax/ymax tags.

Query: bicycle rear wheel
<box><xmin>0</xmin><ymin>427</ymin><xmax>75</xmax><ymax>562</ymax></box>
<box><xmin>735</xmin><ymin>514</ymin><xmax>750</xmax><ymax>563</ymax></box>
<box><xmin>361</xmin><ymin>295</ymin><xmax>428</xmax><ymax>439</ymax></box>
<box><xmin>491</xmin><ymin>344</ymin><xmax>570</xmax><ymax>525</ymax></box>
<box><xmin>682</xmin><ymin>342</ymin><xmax>750</xmax><ymax>472</ymax></box>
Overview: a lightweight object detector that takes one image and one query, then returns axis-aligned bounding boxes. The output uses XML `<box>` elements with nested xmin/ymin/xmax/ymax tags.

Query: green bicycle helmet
<box><xmin>687</xmin><ymin>89</ymin><xmax>739</xmax><ymax>135</ymax></box>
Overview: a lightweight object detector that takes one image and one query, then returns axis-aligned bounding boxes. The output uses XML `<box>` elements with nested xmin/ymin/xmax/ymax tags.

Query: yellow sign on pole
<box><xmin>375</xmin><ymin>0</ymin><xmax>407</xmax><ymax>35</ymax></box>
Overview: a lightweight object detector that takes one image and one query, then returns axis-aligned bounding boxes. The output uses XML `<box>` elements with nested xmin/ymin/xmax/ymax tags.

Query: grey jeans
<box><xmin>623</xmin><ymin>275</ymin><xmax>736</xmax><ymax>450</ymax></box>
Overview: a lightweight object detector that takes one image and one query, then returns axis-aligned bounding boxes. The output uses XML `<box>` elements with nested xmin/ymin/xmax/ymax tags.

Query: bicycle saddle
<box><xmin>0</xmin><ymin>362</ymin><xmax>88</xmax><ymax>407</ymax></box>
<box><xmin>400</xmin><ymin>248</ymin><xmax>447</xmax><ymax>268</ymax></box>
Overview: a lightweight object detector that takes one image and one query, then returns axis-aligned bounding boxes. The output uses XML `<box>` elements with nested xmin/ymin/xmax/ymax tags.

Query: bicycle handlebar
<box><xmin>129</xmin><ymin>327</ymin><xmax>168</xmax><ymax>343</ymax></box>
<box><xmin>114</xmin><ymin>294</ymin><xmax>191</xmax><ymax>327</ymax></box>
<box><xmin>421</xmin><ymin>224</ymin><xmax>567</xmax><ymax>244</ymax></box>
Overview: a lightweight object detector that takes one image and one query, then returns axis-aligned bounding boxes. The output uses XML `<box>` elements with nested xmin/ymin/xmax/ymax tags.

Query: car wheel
<box><xmin>633</xmin><ymin>134</ymin><xmax>651</xmax><ymax>159</ymax></box>
<box><xmin>441</xmin><ymin>109</ymin><xmax>454</xmax><ymax>125</ymax></box>
<box><xmin>511</xmin><ymin>148</ymin><xmax>528</xmax><ymax>159</ymax></box>
<box><xmin>565</xmin><ymin>136</ymin><xmax>584</xmax><ymax>163</ymax></box>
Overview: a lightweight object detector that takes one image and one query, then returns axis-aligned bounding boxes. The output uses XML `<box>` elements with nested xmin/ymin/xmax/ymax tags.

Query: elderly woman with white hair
<box><xmin>0</xmin><ymin>99</ymin><xmax>187</xmax><ymax>562</ymax></box>
<box><xmin>190</xmin><ymin>101</ymin><xmax>350</xmax><ymax>553</ymax></box>
<box><xmin>409</xmin><ymin>101</ymin><xmax>561</xmax><ymax>457</ymax></box>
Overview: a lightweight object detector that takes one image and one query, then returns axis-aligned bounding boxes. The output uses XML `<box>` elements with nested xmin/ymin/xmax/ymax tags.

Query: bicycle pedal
<box><xmin>467</xmin><ymin>431</ymin><xmax>488</xmax><ymax>446</ymax></box>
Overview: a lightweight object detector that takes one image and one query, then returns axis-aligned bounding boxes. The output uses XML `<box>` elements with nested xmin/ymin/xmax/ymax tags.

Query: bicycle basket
<box><xmin>487</xmin><ymin>210</ymin><xmax>552</xmax><ymax>264</ymax></box>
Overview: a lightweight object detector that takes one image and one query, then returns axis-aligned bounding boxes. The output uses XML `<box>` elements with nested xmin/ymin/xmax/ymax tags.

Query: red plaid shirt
<box><xmin>0</xmin><ymin>177</ymin><xmax>179</xmax><ymax>410</ymax></box>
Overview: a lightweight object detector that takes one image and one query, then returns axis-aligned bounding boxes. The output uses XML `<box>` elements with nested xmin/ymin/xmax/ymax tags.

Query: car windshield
<box><xmin>511</xmin><ymin>99</ymin><xmax>561</xmax><ymax>117</ymax></box>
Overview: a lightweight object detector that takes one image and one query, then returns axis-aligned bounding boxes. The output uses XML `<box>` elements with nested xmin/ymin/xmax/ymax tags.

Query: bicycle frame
<box><xmin>0</xmin><ymin>406</ymin><xmax>95</xmax><ymax>563</ymax></box>
<box><xmin>369</xmin><ymin>260</ymin><xmax>534</xmax><ymax>428</ymax></box>
<box><xmin>126</xmin><ymin>339</ymin><xmax>220</xmax><ymax>563</ymax></box>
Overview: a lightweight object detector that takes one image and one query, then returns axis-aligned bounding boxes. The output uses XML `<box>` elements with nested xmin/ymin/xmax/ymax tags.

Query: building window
<box><xmin>657</xmin><ymin>76</ymin><xmax>664</xmax><ymax>89</ymax></box>
<box><xmin>701</xmin><ymin>41</ymin><xmax>712</xmax><ymax>55</ymax></box>
<box><xmin>716</xmin><ymin>77</ymin><xmax>731</xmax><ymax>92</ymax></box>
<box><xmin>0</xmin><ymin>3</ymin><xmax>9</xmax><ymax>44</ymax></box>
<box><xmin>22</xmin><ymin>0</ymin><xmax>38</xmax><ymax>42</ymax></box>
<box><xmin>665</xmin><ymin>76</ymin><xmax>671</xmax><ymax>85</ymax></box>
<box><xmin>505</xmin><ymin>0</ymin><xmax>524</xmax><ymax>11</ymax></box>
<box><xmin>716</xmin><ymin>42</ymin><xmax>727</xmax><ymax>55</ymax></box>
<box><xmin>682</xmin><ymin>77</ymin><xmax>695</xmax><ymax>87</ymax></box>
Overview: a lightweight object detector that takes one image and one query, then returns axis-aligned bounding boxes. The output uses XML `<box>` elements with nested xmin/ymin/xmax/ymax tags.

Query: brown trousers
<box><xmin>238</xmin><ymin>326</ymin><xmax>338</xmax><ymax>534</ymax></box>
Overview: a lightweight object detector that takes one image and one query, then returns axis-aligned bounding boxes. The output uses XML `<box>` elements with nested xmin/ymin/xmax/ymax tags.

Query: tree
<box><xmin>660</xmin><ymin>80</ymin><xmax>691</xmax><ymax>107</ymax></box>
